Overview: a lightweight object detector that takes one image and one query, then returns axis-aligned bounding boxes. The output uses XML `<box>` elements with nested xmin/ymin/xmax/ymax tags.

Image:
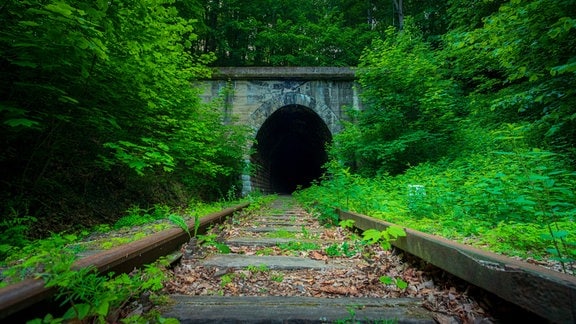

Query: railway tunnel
<box><xmin>251</xmin><ymin>104</ymin><xmax>332</xmax><ymax>194</ymax></box>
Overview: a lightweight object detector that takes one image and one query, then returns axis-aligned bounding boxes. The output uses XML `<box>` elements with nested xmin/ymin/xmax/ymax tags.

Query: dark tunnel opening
<box><xmin>251</xmin><ymin>105</ymin><xmax>332</xmax><ymax>194</ymax></box>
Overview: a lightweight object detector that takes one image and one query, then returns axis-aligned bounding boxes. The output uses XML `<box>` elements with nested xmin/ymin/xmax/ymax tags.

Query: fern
<box><xmin>168</xmin><ymin>214</ymin><xmax>191</xmax><ymax>238</ymax></box>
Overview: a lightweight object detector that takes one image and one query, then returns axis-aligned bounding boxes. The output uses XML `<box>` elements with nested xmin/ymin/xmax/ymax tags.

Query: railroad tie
<box><xmin>163</xmin><ymin>196</ymin><xmax>435</xmax><ymax>323</ymax></box>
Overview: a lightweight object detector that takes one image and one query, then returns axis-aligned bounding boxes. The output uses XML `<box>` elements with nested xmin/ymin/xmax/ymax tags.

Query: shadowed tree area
<box><xmin>185</xmin><ymin>0</ymin><xmax>449</xmax><ymax>66</ymax></box>
<box><xmin>0</xmin><ymin>0</ymin><xmax>249</xmax><ymax>241</ymax></box>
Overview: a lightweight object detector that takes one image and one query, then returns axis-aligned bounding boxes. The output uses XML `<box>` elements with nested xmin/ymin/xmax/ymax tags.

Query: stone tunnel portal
<box><xmin>251</xmin><ymin>105</ymin><xmax>332</xmax><ymax>194</ymax></box>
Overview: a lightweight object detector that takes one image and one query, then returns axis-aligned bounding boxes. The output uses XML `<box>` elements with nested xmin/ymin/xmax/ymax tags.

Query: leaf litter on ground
<box><xmin>165</xmin><ymin>206</ymin><xmax>518</xmax><ymax>323</ymax></box>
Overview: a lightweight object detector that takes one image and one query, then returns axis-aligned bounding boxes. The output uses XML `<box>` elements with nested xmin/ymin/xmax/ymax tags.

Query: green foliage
<box><xmin>168</xmin><ymin>214</ymin><xmax>191</xmax><ymax>238</ymax></box>
<box><xmin>193</xmin><ymin>214</ymin><xmax>201</xmax><ymax>237</ymax></box>
<box><xmin>1</xmin><ymin>232</ymin><xmax>80</xmax><ymax>287</ymax></box>
<box><xmin>246</xmin><ymin>264</ymin><xmax>269</xmax><ymax>273</ymax></box>
<box><xmin>197</xmin><ymin>0</ymin><xmax>379</xmax><ymax>66</ymax></box>
<box><xmin>100</xmin><ymin>236</ymin><xmax>134</xmax><ymax>250</ymax></box>
<box><xmin>443</xmin><ymin>0</ymin><xmax>576</xmax><ymax>159</ymax></box>
<box><xmin>338</xmin><ymin>219</ymin><xmax>355</xmax><ymax>230</ymax></box>
<box><xmin>293</xmin><ymin>0</ymin><xmax>576</xmax><ymax>273</ymax></box>
<box><xmin>196</xmin><ymin>0</ymin><xmax>451</xmax><ymax>67</ymax></box>
<box><xmin>0</xmin><ymin>0</ymin><xmax>249</xmax><ymax>239</ymax></box>
<box><xmin>243</xmin><ymin>194</ymin><xmax>277</xmax><ymax>214</ymax></box>
<box><xmin>197</xmin><ymin>233</ymin><xmax>231</xmax><ymax>254</ymax></box>
<box><xmin>220</xmin><ymin>273</ymin><xmax>234</xmax><ymax>287</ymax></box>
<box><xmin>325</xmin><ymin>241</ymin><xmax>359</xmax><ymax>258</ymax></box>
<box><xmin>337</xmin><ymin>21</ymin><xmax>460</xmax><ymax>177</ymax></box>
<box><xmin>0</xmin><ymin>209</ymin><xmax>36</xmax><ymax>260</ymax></box>
<box><xmin>103</xmin><ymin>138</ymin><xmax>175</xmax><ymax>176</ymax></box>
<box><xmin>379</xmin><ymin>275</ymin><xmax>408</xmax><ymax>290</ymax></box>
<box><xmin>28</xmin><ymin>258</ymin><xmax>171</xmax><ymax>323</ymax></box>
<box><xmin>278</xmin><ymin>241</ymin><xmax>320</xmax><ymax>252</ymax></box>
<box><xmin>297</xmin><ymin>124</ymin><xmax>576</xmax><ymax>267</ymax></box>
<box><xmin>255</xmin><ymin>247</ymin><xmax>275</xmax><ymax>256</ymax></box>
<box><xmin>114</xmin><ymin>205</ymin><xmax>173</xmax><ymax>229</ymax></box>
<box><xmin>362</xmin><ymin>227</ymin><xmax>407</xmax><ymax>250</ymax></box>
<box><xmin>270</xmin><ymin>273</ymin><xmax>284</xmax><ymax>283</ymax></box>
<box><xmin>266</xmin><ymin>229</ymin><xmax>295</xmax><ymax>239</ymax></box>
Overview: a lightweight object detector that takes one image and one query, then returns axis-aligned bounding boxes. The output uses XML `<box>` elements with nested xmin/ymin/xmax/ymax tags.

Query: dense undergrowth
<box><xmin>0</xmin><ymin>194</ymin><xmax>269</xmax><ymax>322</ymax></box>
<box><xmin>0</xmin><ymin>195</ymin><xmax>260</xmax><ymax>280</ymax></box>
<box><xmin>296</xmin><ymin>0</ymin><xmax>576</xmax><ymax>274</ymax></box>
<box><xmin>295</xmin><ymin>124</ymin><xmax>576</xmax><ymax>272</ymax></box>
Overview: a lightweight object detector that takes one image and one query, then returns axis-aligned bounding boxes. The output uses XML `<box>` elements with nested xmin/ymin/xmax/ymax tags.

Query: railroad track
<box><xmin>0</xmin><ymin>203</ymin><xmax>249</xmax><ymax>322</ymax></box>
<box><xmin>1</xmin><ymin>196</ymin><xmax>575</xmax><ymax>322</ymax></box>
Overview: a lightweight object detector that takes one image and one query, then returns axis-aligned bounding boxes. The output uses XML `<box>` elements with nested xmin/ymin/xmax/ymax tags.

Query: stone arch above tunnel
<box><xmin>248</xmin><ymin>92</ymin><xmax>342</xmax><ymax>136</ymax></box>
<box><xmin>249</xmin><ymin>103</ymin><xmax>333</xmax><ymax>194</ymax></box>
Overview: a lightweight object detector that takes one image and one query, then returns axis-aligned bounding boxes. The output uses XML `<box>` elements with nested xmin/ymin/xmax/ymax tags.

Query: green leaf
<box><xmin>395</xmin><ymin>279</ymin><xmax>408</xmax><ymax>289</ymax></box>
<box><xmin>338</xmin><ymin>219</ymin><xmax>355</xmax><ymax>229</ymax></box>
<box><xmin>379</xmin><ymin>276</ymin><xmax>393</xmax><ymax>285</ymax></box>
<box><xmin>215</xmin><ymin>242</ymin><xmax>231</xmax><ymax>254</ymax></box>
<box><xmin>511</xmin><ymin>196</ymin><xmax>537</xmax><ymax>205</ymax></box>
<box><xmin>75</xmin><ymin>303</ymin><xmax>91</xmax><ymax>319</ymax></box>
<box><xmin>547</xmin><ymin>248</ymin><xmax>561</xmax><ymax>256</ymax></box>
<box><xmin>45</xmin><ymin>2</ymin><xmax>75</xmax><ymax>17</ymax></box>
<box><xmin>58</xmin><ymin>95</ymin><xmax>79</xmax><ymax>104</ymax></box>
<box><xmin>168</xmin><ymin>214</ymin><xmax>191</xmax><ymax>238</ymax></box>
<box><xmin>528</xmin><ymin>174</ymin><xmax>549</xmax><ymax>182</ymax></box>
<box><xmin>552</xmin><ymin>230</ymin><xmax>569</xmax><ymax>239</ymax></box>
<box><xmin>128</xmin><ymin>160</ymin><xmax>147</xmax><ymax>174</ymax></box>
<box><xmin>551</xmin><ymin>61</ymin><xmax>576</xmax><ymax>76</ymax></box>
<box><xmin>541</xmin><ymin>233</ymin><xmax>554</xmax><ymax>241</ymax></box>
<box><xmin>62</xmin><ymin>303</ymin><xmax>89</xmax><ymax>320</ymax></box>
<box><xmin>362</xmin><ymin>229</ymin><xmax>382</xmax><ymax>245</ymax></box>
<box><xmin>95</xmin><ymin>300</ymin><xmax>109</xmax><ymax>316</ymax></box>
<box><xmin>4</xmin><ymin>118</ymin><xmax>40</xmax><ymax>128</ymax></box>
<box><xmin>18</xmin><ymin>21</ymin><xmax>40</xmax><ymax>27</ymax></box>
<box><xmin>386</xmin><ymin>226</ymin><xmax>406</xmax><ymax>239</ymax></box>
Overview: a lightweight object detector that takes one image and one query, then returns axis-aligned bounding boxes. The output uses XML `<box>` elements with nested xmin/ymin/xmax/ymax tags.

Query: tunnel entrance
<box><xmin>251</xmin><ymin>105</ymin><xmax>332</xmax><ymax>194</ymax></box>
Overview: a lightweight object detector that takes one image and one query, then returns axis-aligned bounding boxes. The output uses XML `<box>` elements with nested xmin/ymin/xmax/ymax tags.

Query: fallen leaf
<box><xmin>309</xmin><ymin>250</ymin><xmax>328</xmax><ymax>261</ymax></box>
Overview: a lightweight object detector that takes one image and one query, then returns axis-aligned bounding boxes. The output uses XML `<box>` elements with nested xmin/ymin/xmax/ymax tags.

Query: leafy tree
<box><xmin>196</xmin><ymin>0</ymin><xmax>380</xmax><ymax>66</ymax></box>
<box><xmin>446</xmin><ymin>0</ymin><xmax>507</xmax><ymax>31</ymax></box>
<box><xmin>0</xmin><ymin>0</ymin><xmax>247</xmax><ymax>236</ymax></box>
<box><xmin>333</xmin><ymin>21</ymin><xmax>460</xmax><ymax>176</ymax></box>
<box><xmin>443</xmin><ymin>0</ymin><xmax>576</xmax><ymax>160</ymax></box>
<box><xmin>193</xmin><ymin>0</ymin><xmax>449</xmax><ymax>66</ymax></box>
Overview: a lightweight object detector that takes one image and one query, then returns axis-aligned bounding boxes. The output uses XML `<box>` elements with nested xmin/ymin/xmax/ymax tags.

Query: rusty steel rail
<box><xmin>338</xmin><ymin>209</ymin><xmax>576</xmax><ymax>323</ymax></box>
<box><xmin>0</xmin><ymin>203</ymin><xmax>249</xmax><ymax>320</ymax></box>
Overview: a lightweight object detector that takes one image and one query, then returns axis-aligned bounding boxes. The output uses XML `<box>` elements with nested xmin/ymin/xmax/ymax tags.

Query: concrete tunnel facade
<box><xmin>198</xmin><ymin>67</ymin><xmax>359</xmax><ymax>195</ymax></box>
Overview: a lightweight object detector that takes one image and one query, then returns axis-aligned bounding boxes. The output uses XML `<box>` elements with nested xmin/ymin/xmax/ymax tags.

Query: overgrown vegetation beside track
<box><xmin>0</xmin><ymin>196</ymin><xmax>266</xmax><ymax>322</ymax></box>
<box><xmin>296</xmin><ymin>148</ymin><xmax>576</xmax><ymax>269</ymax></box>
<box><xmin>297</xmin><ymin>0</ymin><xmax>576</xmax><ymax>273</ymax></box>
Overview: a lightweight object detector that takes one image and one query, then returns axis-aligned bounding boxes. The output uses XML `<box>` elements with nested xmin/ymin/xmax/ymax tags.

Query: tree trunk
<box><xmin>393</xmin><ymin>0</ymin><xmax>404</xmax><ymax>30</ymax></box>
